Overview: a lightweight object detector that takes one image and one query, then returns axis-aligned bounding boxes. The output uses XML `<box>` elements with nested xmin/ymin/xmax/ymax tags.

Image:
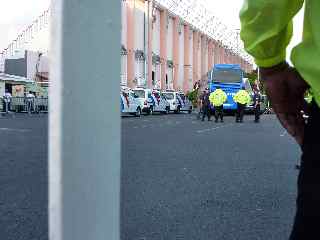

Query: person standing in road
<box><xmin>200</xmin><ymin>88</ymin><xmax>211</xmax><ymax>122</ymax></box>
<box><xmin>26</xmin><ymin>91</ymin><xmax>35</xmax><ymax>114</ymax></box>
<box><xmin>233</xmin><ymin>86</ymin><xmax>251</xmax><ymax>123</ymax></box>
<box><xmin>240</xmin><ymin>1</ymin><xmax>320</xmax><ymax>239</ymax></box>
<box><xmin>197</xmin><ymin>94</ymin><xmax>202</xmax><ymax>120</ymax></box>
<box><xmin>209</xmin><ymin>86</ymin><xmax>227</xmax><ymax>123</ymax></box>
<box><xmin>3</xmin><ymin>89</ymin><xmax>12</xmax><ymax>113</ymax></box>
<box><xmin>253</xmin><ymin>89</ymin><xmax>262</xmax><ymax>123</ymax></box>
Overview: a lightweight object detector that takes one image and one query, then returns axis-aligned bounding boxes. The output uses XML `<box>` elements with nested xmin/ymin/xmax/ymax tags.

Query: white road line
<box><xmin>0</xmin><ymin>128</ymin><xmax>31</xmax><ymax>133</ymax></box>
<box><xmin>196</xmin><ymin>123</ymin><xmax>234</xmax><ymax>134</ymax></box>
<box><xmin>280</xmin><ymin>131</ymin><xmax>287</xmax><ymax>137</ymax></box>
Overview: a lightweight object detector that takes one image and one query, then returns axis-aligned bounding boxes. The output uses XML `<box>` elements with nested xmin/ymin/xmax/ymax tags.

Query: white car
<box><xmin>132</xmin><ymin>88</ymin><xmax>170</xmax><ymax>115</ymax></box>
<box><xmin>120</xmin><ymin>89</ymin><xmax>142</xmax><ymax>117</ymax></box>
<box><xmin>132</xmin><ymin>88</ymin><xmax>154</xmax><ymax>115</ymax></box>
<box><xmin>152</xmin><ymin>90</ymin><xmax>170</xmax><ymax>114</ymax></box>
<box><xmin>162</xmin><ymin>91</ymin><xmax>193</xmax><ymax>114</ymax></box>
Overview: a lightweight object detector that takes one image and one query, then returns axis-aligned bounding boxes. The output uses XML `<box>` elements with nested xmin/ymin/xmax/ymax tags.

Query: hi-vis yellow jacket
<box><xmin>209</xmin><ymin>89</ymin><xmax>227</xmax><ymax>107</ymax></box>
<box><xmin>233</xmin><ymin>89</ymin><xmax>251</xmax><ymax>105</ymax></box>
<box><xmin>240</xmin><ymin>0</ymin><xmax>320</xmax><ymax>107</ymax></box>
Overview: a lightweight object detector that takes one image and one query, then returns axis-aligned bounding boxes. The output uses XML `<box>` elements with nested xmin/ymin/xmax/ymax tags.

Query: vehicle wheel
<box><xmin>135</xmin><ymin>107</ymin><xmax>141</xmax><ymax>117</ymax></box>
<box><xmin>165</xmin><ymin>107</ymin><xmax>170</xmax><ymax>114</ymax></box>
<box><xmin>177</xmin><ymin>106</ymin><xmax>181</xmax><ymax>114</ymax></box>
<box><xmin>188</xmin><ymin>107</ymin><xmax>192</xmax><ymax>114</ymax></box>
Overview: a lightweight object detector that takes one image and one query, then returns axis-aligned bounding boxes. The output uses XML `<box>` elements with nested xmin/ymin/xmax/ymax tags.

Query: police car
<box><xmin>132</xmin><ymin>88</ymin><xmax>154</xmax><ymax>115</ymax></box>
<box><xmin>152</xmin><ymin>89</ymin><xmax>170</xmax><ymax>114</ymax></box>
<box><xmin>162</xmin><ymin>90</ymin><xmax>192</xmax><ymax>113</ymax></box>
<box><xmin>120</xmin><ymin>87</ymin><xmax>142</xmax><ymax>117</ymax></box>
<box><xmin>132</xmin><ymin>88</ymin><xmax>170</xmax><ymax>114</ymax></box>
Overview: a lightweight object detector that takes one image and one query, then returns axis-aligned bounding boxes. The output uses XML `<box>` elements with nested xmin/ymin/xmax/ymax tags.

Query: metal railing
<box><xmin>1</xmin><ymin>97</ymin><xmax>48</xmax><ymax>113</ymax></box>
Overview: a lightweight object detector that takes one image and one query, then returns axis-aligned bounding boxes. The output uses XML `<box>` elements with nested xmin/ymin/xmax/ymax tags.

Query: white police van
<box><xmin>120</xmin><ymin>87</ymin><xmax>142</xmax><ymax>117</ymax></box>
<box><xmin>152</xmin><ymin>90</ymin><xmax>170</xmax><ymax>114</ymax></box>
<box><xmin>132</xmin><ymin>88</ymin><xmax>153</xmax><ymax>115</ymax></box>
<box><xmin>162</xmin><ymin>90</ymin><xmax>192</xmax><ymax>114</ymax></box>
<box><xmin>132</xmin><ymin>88</ymin><xmax>170</xmax><ymax>115</ymax></box>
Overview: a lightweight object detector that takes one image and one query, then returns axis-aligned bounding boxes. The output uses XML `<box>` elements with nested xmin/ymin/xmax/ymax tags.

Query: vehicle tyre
<box><xmin>165</xmin><ymin>107</ymin><xmax>170</xmax><ymax>114</ymax></box>
<box><xmin>175</xmin><ymin>106</ymin><xmax>181</xmax><ymax>114</ymax></box>
<box><xmin>135</xmin><ymin>107</ymin><xmax>141</xmax><ymax>117</ymax></box>
<box><xmin>188</xmin><ymin>107</ymin><xmax>192</xmax><ymax>114</ymax></box>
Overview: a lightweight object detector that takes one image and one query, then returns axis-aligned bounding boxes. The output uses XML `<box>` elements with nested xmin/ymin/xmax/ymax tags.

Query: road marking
<box><xmin>0</xmin><ymin>128</ymin><xmax>31</xmax><ymax>133</ymax></box>
<box><xmin>280</xmin><ymin>131</ymin><xmax>287</xmax><ymax>137</ymax></box>
<box><xmin>196</xmin><ymin>123</ymin><xmax>234</xmax><ymax>134</ymax></box>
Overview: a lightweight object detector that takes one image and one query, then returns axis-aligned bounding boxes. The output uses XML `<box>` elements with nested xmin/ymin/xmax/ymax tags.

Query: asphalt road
<box><xmin>0</xmin><ymin>113</ymin><xmax>301</xmax><ymax>240</ymax></box>
<box><xmin>121</xmin><ymin>113</ymin><xmax>301</xmax><ymax>240</ymax></box>
<box><xmin>0</xmin><ymin>115</ymin><xmax>48</xmax><ymax>240</ymax></box>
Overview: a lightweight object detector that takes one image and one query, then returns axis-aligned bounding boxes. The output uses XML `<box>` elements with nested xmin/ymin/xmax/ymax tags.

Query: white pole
<box><xmin>49</xmin><ymin>0</ymin><xmax>120</xmax><ymax>239</ymax></box>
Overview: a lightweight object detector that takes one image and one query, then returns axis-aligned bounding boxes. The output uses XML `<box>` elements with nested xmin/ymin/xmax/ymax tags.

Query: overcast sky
<box><xmin>205</xmin><ymin>0</ymin><xmax>304</xmax><ymax>59</ymax></box>
<box><xmin>1</xmin><ymin>0</ymin><xmax>304</xmax><ymax>58</ymax></box>
<box><xmin>0</xmin><ymin>0</ymin><xmax>50</xmax><ymax>51</ymax></box>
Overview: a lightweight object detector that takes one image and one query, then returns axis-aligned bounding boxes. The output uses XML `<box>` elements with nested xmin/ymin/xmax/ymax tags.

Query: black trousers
<box><xmin>290</xmin><ymin>102</ymin><xmax>320</xmax><ymax>240</ymax></box>
<box><xmin>254</xmin><ymin>104</ymin><xmax>261</xmax><ymax>122</ymax></box>
<box><xmin>202</xmin><ymin>105</ymin><xmax>211</xmax><ymax>121</ymax></box>
<box><xmin>236</xmin><ymin>103</ymin><xmax>245</xmax><ymax>122</ymax></box>
<box><xmin>215</xmin><ymin>105</ymin><xmax>224</xmax><ymax>121</ymax></box>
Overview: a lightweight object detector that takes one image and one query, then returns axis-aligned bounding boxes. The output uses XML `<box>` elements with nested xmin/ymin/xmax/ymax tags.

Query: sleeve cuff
<box><xmin>254</xmin><ymin>52</ymin><xmax>286</xmax><ymax>68</ymax></box>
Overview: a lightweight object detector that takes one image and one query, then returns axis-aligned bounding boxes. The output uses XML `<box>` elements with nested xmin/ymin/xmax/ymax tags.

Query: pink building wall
<box><xmin>172</xmin><ymin>17</ymin><xmax>180</xmax><ymax>90</ymax></box>
<box><xmin>147</xmin><ymin>1</ymin><xmax>153</xmax><ymax>88</ymax></box>
<box><xmin>192</xmin><ymin>30</ymin><xmax>199</xmax><ymax>86</ymax></box>
<box><xmin>183</xmin><ymin>25</ymin><xmax>190</xmax><ymax>92</ymax></box>
<box><xmin>208</xmin><ymin>40</ymin><xmax>213</xmax><ymax>70</ymax></box>
<box><xmin>126</xmin><ymin>1</ymin><xmax>135</xmax><ymax>88</ymax></box>
<box><xmin>160</xmin><ymin>9</ymin><xmax>167</xmax><ymax>89</ymax></box>
<box><xmin>122</xmin><ymin>1</ymin><xmax>254</xmax><ymax>91</ymax></box>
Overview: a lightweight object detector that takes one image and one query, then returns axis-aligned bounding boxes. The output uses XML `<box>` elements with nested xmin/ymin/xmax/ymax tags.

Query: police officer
<box><xmin>196</xmin><ymin>94</ymin><xmax>202</xmax><ymax>120</ymax></box>
<box><xmin>3</xmin><ymin>89</ymin><xmax>12</xmax><ymax>113</ymax></box>
<box><xmin>253</xmin><ymin>89</ymin><xmax>262</xmax><ymax>123</ymax></box>
<box><xmin>233</xmin><ymin>86</ymin><xmax>251</xmax><ymax>123</ymax></box>
<box><xmin>201</xmin><ymin>87</ymin><xmax>211</xmax><ymax>121</ymax></box>
<box><xmin>209</xmin><ymin>86</ymin><xmax>227</xmax><ymax>123</ymax></box>
<box><xmin>240</xmin><ymin>1</ymin><xmax>320</xmax><ymax>238</ymax></box>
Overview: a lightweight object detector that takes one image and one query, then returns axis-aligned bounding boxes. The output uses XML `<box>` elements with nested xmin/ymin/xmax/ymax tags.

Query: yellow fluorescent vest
<box><xmin>233</xmin><ymin>90</ymin><xmax>251</xmax><ymax>105</ymax></box>
<box><xmin>209</xmin><ymin>89</ymin><xmax>227</xmax><ymax>107</ymax></box>
<box><xmin>240</xmin><ymin>0</ymin><xmax>320</xmax><ymax>107</ymax></box>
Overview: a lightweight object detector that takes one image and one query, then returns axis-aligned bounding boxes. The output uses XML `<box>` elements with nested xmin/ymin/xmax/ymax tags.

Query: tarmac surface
<box><xmin>0</xmin><ymin>115</ymin><xmax>48</xmax><ymax>240</ymax></box>
<box><xmin>0</xmin><ymin>113</ymin><xmax>301</xmax><ymax>240</ymax></box>
<box><xmin>121</xmin><ymin>113</ymin><xmax>300</xmax><ymax>240</ymax></box>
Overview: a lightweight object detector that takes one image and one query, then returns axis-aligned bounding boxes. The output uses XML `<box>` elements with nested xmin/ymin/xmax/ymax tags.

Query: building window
<box><xmin>152</xmin><ymin>71</ymin><xmax>155</xmax><ymax>86</ymax></box>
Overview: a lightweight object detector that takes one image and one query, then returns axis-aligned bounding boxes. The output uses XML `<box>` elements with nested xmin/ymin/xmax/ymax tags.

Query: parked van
<box><xmin>132</xmin><ymin>88</ymin><xmax>170</xmax><ymax>115</ymax></box>
<box><xmin>162</xmin><ymin>90</ymin><xmax>192</xmax><ymax>113</ymax></box>
<box><xmin>120</xmin><ymin>87</ymin><xmax>142</xmax><ymax>117</ymax></box>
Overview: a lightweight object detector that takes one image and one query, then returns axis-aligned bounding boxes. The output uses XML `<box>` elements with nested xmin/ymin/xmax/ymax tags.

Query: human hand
<box><xmin>260</xmin><ymin>62</ymin><xmax>309</xmax><ymax>146</ymax></box>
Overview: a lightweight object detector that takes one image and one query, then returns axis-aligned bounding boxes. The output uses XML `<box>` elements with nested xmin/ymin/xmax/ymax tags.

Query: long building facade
<box><xmin>0</xmin><ymin>1</ymin><xmax>254</xmax><ymax>93</ymax></box>
<box><xmin>121</xmin><ymin>0</ymin><xmax>254</xmax><ymax>92</ymax></box>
